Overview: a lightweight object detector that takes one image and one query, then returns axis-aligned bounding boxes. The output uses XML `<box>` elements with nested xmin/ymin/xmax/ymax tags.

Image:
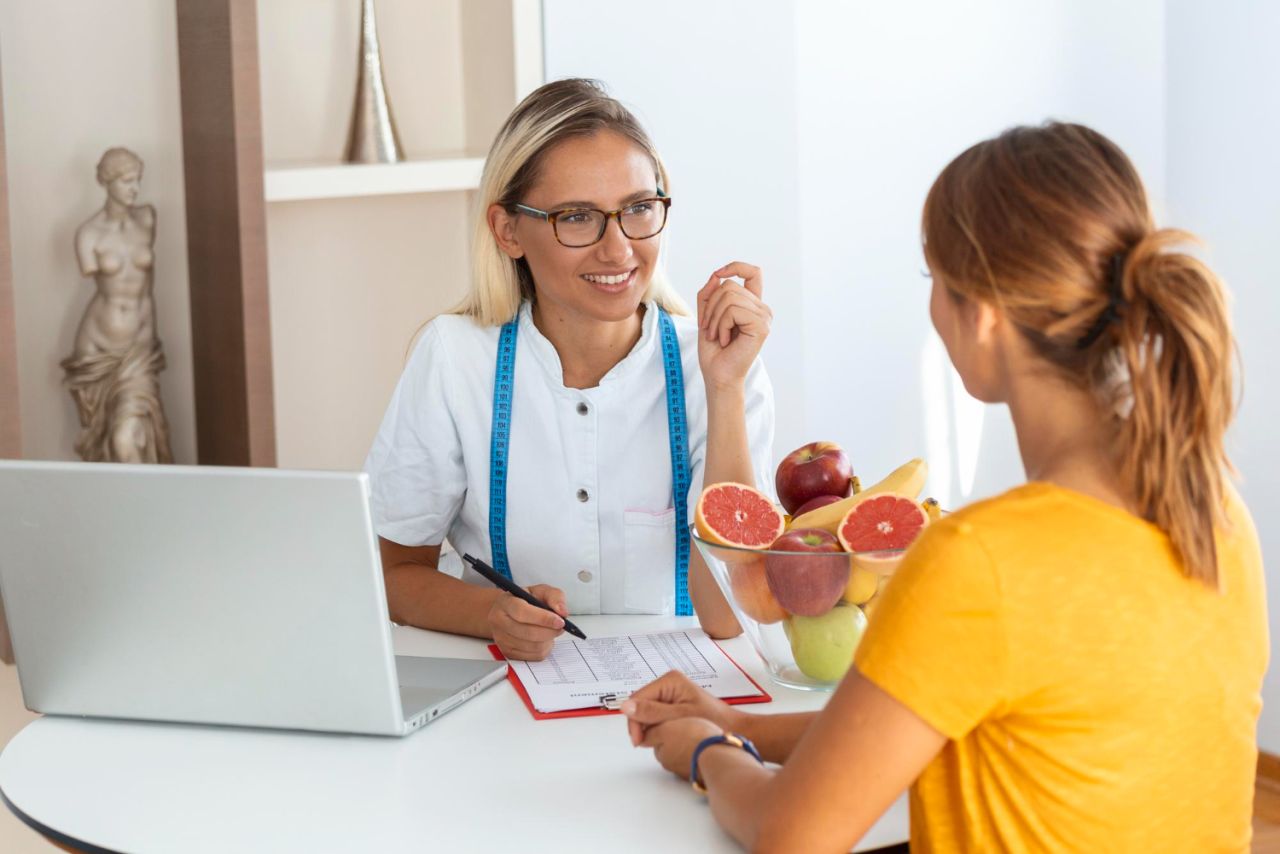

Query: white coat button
<box><xmin>576</xmin><ymin>402</ymin><xmax>589</xmax><ymax>415</ymax></box>
<box><xmin>578</xmin><ymin>570</ymin><xmax>593</xmax><ymax>583</ymax></box>
<box><xmin>576</xmin><ymin>489</ymin><xmax>589</xmax><ymax>502</ymax></box>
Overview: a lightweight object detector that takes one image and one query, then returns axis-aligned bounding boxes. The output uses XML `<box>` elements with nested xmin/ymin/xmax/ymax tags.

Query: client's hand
<box><xmin>488</xmin><ymin>584</ymin><xmax>567</xmax><ymax>661</ymax></box>
<box><xmin>636</xmin><ymin>717</ymin><xmax>723</xmax><ymax>781</ymax></box>
<box><xmin>621</xmin><ymin>670</ymin><xmax>743</xmax><ymax>747</ymax></box>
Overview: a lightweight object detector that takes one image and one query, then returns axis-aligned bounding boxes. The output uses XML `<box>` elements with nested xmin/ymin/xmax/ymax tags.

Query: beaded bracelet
<box><xmin>690</xmin><ymin>732</ymin><xmax>764</xmax><ymax>794</ymax></box>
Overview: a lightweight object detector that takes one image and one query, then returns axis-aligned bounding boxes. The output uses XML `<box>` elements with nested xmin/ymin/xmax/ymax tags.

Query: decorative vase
<box><xmin>343</xmin><ymin>0</ymin><xmax>404</xmax><ymax>164</ymax></box>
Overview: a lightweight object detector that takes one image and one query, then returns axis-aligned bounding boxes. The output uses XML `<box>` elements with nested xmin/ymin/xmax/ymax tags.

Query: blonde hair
<box><xmin>96</xmin><ymin>147</ymin><xmax>143</xmax><ymax>184</ymax></box>
<box><xmin>450</xmin><ymin>78</ymin><xmax>689</xmax><ymax>325</ymax></box>
<box><xmin>922</xmin><ymin>122</ymin><xmax>1236</xmax><ymax>586</ymax></box>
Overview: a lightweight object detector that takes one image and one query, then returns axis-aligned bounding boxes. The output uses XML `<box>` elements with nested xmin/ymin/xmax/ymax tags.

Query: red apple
<box><xmin>775</xmin><ymin>442</ymin><xmax>854</xmax><ymax>515</ymax></box>
<box><xmin>764</xmin><ymin>528</ymin><xmax>850</xmax><ymax>617</ymax></box>
<box><xmin>792</xmin><ymin>493</ymin><xmax>843</xmax><ymax>518</ymax></box>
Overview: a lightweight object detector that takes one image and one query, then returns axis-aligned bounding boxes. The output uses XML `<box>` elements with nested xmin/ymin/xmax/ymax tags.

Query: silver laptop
<box><xmin>0</xmin><ymin>460</ymin><xmax>508</xmax><ymax>736</ymax></box>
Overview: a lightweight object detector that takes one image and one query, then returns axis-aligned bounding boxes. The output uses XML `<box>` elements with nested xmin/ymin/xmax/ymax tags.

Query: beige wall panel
<box><xmin>0</xmin><ymin>0</ymin><xmax>196</xmax><ymax>463</ymax></box>
<box><xmin>266</xmin><ymin>192</ymin><xmax>471</xmax><ymax>471</ymax></box>
<box><xmin>258</xmin><ymin>0</ymin><xmax>467</xmax><ymax>164</ymax></box>
<box><xmin>0</xmin><ymin>60</ymin><xmax>19</xmax><ymax>462</ymax></box>
<box><xmin>461</xmin><ymin>0</ymin><xmax>518</xmax><ymax>155</ymax></box>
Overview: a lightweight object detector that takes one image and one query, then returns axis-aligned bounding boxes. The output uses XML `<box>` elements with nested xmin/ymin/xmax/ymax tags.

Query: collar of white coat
<box><xmin>516</xmin><ymin>300</ymin><xmax>662</xmax><ymax>393</ymax></box>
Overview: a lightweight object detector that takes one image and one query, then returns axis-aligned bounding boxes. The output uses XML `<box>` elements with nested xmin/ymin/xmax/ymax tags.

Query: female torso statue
<box><xmin>62</xmin><ymin>147</ymin><xmax>172</xmax><ymax>463</ymax></box>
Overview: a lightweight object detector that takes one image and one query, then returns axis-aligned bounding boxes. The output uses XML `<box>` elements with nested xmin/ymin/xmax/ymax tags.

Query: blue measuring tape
<box><xmin>487</xmin><ymin>319</ymin><xmax>518</xmax><ymax>581</ymax></box>
<box><xmin>658</xmin><ymin>309</ymin><xmax>693</xmax><ymax>616</ymax></box>
<box><xmin>487</xmin><ymin>306</ymin><xmax>692</xmax><ymax>616</ymax></box>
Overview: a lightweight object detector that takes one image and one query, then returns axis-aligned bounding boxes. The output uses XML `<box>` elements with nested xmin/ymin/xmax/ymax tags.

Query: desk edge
<box><xmin>1</xmin><ymin>784</ymin><xmax>122</xmax><ymax>854</ymax></box>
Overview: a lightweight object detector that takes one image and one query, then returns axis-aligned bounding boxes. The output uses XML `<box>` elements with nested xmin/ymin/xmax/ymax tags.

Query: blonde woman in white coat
<box><xmin>365</xmin><ymin>79</ymin><xmax>775</xmax><ymax>661</ymax></box>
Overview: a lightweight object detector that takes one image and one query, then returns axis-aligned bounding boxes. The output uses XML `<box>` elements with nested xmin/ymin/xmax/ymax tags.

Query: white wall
<box><xmin>1166</xmin><ymin>1</ymin><xmax>1280</xmax><ymax>752</ymax></box>
<box><xmin>544</xmin><ymin>0</ymin><xmax>1166</xmax><ymax>505</ymax></box>
<box><xmin>794</xmin><ymin>1</ymin><xmax>1165</xmax><ymax>504</ymax></box>
<box><xmin>0</xmin><ymin>0</ymin><xmax>196</xmax><ymax>463</ymax></box>
<box><xmin>543</xmin><ymin>0</ymin><xmax>806</xmax><ymax>468</ymax></box>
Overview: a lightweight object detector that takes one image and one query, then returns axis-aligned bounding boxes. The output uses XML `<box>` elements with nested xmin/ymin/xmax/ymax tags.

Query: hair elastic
<box><xmin>1076</xmin><ymin>251</ymin><xmax>1129</xmax><ymax>349</ymax></box>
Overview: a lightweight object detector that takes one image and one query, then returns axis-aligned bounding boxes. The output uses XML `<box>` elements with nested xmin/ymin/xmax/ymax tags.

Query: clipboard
<box><xmin>488</xmin><ymin>635</ymin><xmax>772</xmax><ymax>721</ymax></box>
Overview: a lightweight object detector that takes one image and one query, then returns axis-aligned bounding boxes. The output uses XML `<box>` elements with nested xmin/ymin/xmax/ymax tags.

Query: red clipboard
<box><xmin>488</xmin><ymin>639</ymin><xmax>773</xmax><ymax>721</ymax></box>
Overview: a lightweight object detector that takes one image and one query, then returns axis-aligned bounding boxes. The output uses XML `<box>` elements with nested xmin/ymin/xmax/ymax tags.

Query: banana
<box><xmin>922</xmin><ymin>497</ymin><xmax>942</xmax><ymax>522</ymax></box>
<box><xmin>788</xmin><ymin>458</ymin><xmax>928</xmax><ymax>534</ymax></box>
<box><xmin>873</xmin><ymin>457</ymin><xmax>928</xmax><ymax>498</ymax></box>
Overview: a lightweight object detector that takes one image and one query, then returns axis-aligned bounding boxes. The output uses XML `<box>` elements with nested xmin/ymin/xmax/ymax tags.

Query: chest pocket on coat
<box><xmin>623</xmin><ymin>508</ymin><xmax>676</xmax><ymax>614</ymax></box>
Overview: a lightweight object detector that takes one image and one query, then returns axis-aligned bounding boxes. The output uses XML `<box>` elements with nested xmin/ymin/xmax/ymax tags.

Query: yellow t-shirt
<box><xmin>855</xmin><ymin>482</ymin><xmax>1268</xmax><ymax>853</ymax></box>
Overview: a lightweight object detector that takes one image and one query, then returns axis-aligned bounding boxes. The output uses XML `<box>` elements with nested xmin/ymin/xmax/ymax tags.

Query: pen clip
<box><xmin>599</xmin><ymin>692</ymin><xmax>630</xmax><ymax>711</ymax></box>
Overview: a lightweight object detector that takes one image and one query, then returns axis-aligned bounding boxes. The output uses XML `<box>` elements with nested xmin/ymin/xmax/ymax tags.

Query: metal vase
<box><xmin>343</xmin><ymin>0</ymin><xmax>404</xmax><ymax>163</ymax></box>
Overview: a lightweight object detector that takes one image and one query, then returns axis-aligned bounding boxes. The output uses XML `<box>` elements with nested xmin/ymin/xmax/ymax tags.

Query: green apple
<box><xmin>786</xmin><ymin>605</ymin><xmax>868</xmax><ymax>682</ymax></box>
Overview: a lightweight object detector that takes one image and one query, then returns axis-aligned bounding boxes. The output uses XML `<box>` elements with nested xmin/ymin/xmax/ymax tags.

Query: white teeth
<box><xmin>584</xmin><ymin>272</ymin><xmax>631</xmax><ymax>285</ymax></box>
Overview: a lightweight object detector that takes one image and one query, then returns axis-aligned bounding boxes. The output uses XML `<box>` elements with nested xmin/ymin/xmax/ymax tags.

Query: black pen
<box><xmin>461</xmin><ymin>553</ymin><xmax>588</xmax><ymax>640</ymax></box>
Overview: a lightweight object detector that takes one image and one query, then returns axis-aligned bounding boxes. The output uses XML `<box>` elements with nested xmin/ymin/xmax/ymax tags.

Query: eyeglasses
<box><xmin>513</xmin><ymin>195</ymin><xmax>672</xmax><ymax>248</ymax></box>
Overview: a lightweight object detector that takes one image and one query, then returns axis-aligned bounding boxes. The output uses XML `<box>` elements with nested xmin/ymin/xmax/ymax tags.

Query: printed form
<box><xmin>506</xmin><ymin>629</ymin><xmax>765</xmax><ymax>713</ymax></box>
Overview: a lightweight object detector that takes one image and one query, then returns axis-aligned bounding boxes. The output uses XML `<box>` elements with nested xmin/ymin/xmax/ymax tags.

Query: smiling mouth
<box><xmin>582</xmin><ymin>269</ymin><xmax>636</xmax><ymax>287</ymax></box>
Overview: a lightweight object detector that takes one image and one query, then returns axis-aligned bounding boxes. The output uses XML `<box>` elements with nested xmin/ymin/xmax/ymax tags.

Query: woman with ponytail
<box><xmin>621</xmin><ymin>122</ymin><xmax>1266</xmax><ymax>852</ymax></box>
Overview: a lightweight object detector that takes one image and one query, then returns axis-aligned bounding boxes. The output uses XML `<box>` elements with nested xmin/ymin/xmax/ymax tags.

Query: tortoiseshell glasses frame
<box><xmin>513</xmin><ymin>193</ymin><xmax>672</xmax><ymax>248</ymax></box>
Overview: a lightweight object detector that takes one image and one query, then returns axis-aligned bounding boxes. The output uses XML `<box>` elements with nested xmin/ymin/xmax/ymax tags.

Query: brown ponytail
<box><xmin>922</xmin><ymin>122</ymin><xmax>1236</xmax><ymax>586</ymax></box>
<box><xmin>1116</xmin><ymin>231</ymin><xmax>1235</xmax><ymax>584</ymax></box>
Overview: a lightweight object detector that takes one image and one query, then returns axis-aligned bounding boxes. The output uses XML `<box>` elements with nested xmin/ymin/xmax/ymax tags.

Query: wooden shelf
<box><xmin>176</xmin><ymin>0</ymin><xmax>543</xmax><ymax>468</ymax></box>
<box><xmin>263</xmin><ymin>156</ymin><xmax>485</xmax><ymax>202</ymax></box>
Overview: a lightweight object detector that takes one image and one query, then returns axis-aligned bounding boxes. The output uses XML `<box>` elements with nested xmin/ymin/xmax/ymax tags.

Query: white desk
<box><xmin>0</xmin><ymin>616</ymin><xmax>908</xmax><ymax>852</ymax></box>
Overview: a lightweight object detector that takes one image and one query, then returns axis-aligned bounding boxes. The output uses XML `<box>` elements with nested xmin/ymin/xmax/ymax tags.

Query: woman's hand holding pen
<box><xmin>488</xmin><ymin>584</ymin><xmax>569</xmax><ymax>661</ymax></box>
<box><xmin>697</xmin><ymin>261</ymin><xmax>772</xmax><ymax>393</ymax></box>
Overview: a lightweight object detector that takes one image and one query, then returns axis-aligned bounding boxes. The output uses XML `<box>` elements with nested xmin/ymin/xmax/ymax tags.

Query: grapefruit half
<box><xmin>695</xmin><ymin>483</ymin><xmax>785</xmax><ymax>550</ymax></box>
<box><xmin>836</xmin><ymin>494</ymin><xmax>928</xmax><ymax>576</ymax></box>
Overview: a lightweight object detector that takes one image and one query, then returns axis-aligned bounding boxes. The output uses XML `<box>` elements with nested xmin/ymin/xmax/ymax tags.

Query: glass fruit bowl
<box><xmin>692</xmin><ymin>527</ymin><xmax>906</xmax><ymax>691</ymax></box>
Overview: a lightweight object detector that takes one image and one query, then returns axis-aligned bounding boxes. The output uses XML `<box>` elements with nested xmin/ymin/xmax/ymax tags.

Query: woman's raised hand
<box><xmin>487</xmin><ymin>583</ymin><xmax>568</xmax><ymax>661</ymax></box>
<box><xmin>696</xmin><ymin>262</ymin><xmax>772</xmax><ymax>393</ymax></box>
